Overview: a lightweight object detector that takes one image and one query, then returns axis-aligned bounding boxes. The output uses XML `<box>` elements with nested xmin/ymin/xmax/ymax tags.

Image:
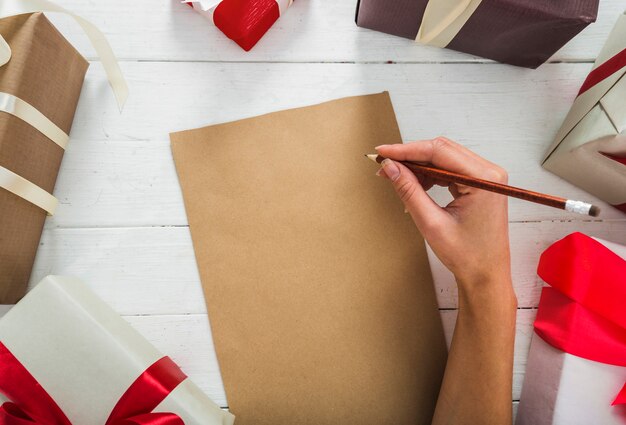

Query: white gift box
<box><xmin>0</xmin><ymin>276</ymin><xmax>235</xmax><ymax>425</ymax></box>
<box><xmin>516</xmin><ymin>238</ymin><xmax>626</xmax><ymax>425</ymax></box>
<box><xmin>542</xmin><ymin>12</ymin><xmax>626</xmax><ymax>211</ymax></box>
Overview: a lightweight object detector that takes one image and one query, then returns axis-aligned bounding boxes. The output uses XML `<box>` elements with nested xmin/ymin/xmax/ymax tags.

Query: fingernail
<box><xmin>381</xmin><ymin>159</ymin><xmax>400</xmax><ymax>181</ymax></box>
<box><xmin>374</xmin><ymin>145</ymin><xmax>386</xmax><ymax>150</ymax></box>
<box><xmin>375</xmin><ymin>168</ymin><xmax>383</xmax><ymax>177</ymax></box>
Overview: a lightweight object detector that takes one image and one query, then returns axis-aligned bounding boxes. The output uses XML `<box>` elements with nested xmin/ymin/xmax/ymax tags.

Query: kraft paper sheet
<box><xmin>170</xmin><ymin>93</ymin><xmax>447</xmax><ymax>425</ymax></box>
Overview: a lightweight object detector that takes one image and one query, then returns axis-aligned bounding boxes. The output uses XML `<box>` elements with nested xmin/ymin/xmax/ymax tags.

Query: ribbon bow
<box><xmin>534</xmin><ymin>232</ymin><xmax>626</xmax><ymax>407</ymax></box>
<box><xmin>0</xmin><ymin>343</ymin><xmax>186</xmax><ymax>425</ymax></box>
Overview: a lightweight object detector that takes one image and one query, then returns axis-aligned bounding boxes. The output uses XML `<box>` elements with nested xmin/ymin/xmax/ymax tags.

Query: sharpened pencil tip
<box><xmin>589</xmin><ymin>205</ymin><xmax>600</xmax><ymax>217</ymax></box>
<box><xmin>366</xmin><ymin>154</ymin><xmax>379</xmax><ymax>163</ymax></box>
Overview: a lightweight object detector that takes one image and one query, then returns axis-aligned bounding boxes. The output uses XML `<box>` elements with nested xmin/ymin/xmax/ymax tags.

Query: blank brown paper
<box><xmin>170</xmin><ymin>92</ymin><xmax>447</xmax><ymax>425</ymax></box>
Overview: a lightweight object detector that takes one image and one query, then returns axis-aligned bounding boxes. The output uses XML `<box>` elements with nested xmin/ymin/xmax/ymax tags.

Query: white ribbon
<box><xmin>186</xmin><ymin>0</ymin><xmax>294</xmax><ymax>20</ymax></box>
<box><xmin>0</xmin><ymin>35</ymin><xmax>9</xmax><ymax>66</ymax></box>
<box><xmin>0</xmin><ymin>166</ymin><xmax>58</xmax><ymax>215</ymax></box>
<box><xmin>186</xmin><ymin>0</ymin><xmax>222</xmax><ymax>12</ymax></box>
<box><xmin>0</xmin><ymin>0</ymin><xmax>128</xmax><ymax>110</ymax></box>
<box><xmin>0</xmin><ymin>0</ymin><xmax>128</xmax><ymax>215</ymax></box>
<box><xmin>416</xmin><ymin>0</ymin><xmax>483</xmax><ymax>48</ymax></box>
<box><xmin>0</xmin><ymin>92</ymin><xmax>69</xmax><ymax>149</ymax></box>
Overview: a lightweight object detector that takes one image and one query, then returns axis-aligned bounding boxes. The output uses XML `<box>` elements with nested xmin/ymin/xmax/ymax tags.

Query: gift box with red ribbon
<box><xmin>184</xmin><ymin>0</ymin><xmax>293</xmax><ymax>51</ymax></box>
<box><xmin>543</xmin><ymin>12</ymin><xmax>626</xmax><ymax>214</ymax></box>
<box><xmin>516</xmin><ymin>233</ymin><xmax>626</xmax><ymax>425</ymax></box>
<box><xmin>0</xmin><ymin>276</ymin><xmax>235</xmax><ymax>425</ymax></box>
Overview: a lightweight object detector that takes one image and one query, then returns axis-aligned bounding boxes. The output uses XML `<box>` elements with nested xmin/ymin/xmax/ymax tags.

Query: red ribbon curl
<box><xmin>0</xmin><ymin>343</ymin><xmax>186</xmax><ymax>425</ymax></box>
<box><xmin>535</xmin><ymin>232</ymin><xmax>626</xmax><ymax>406</ymax></box>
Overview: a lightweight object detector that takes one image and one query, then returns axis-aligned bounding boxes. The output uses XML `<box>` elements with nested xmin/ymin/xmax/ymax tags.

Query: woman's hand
<box><xmin>375</xmin><ymin>138</ymin><xmax>511</xmax><ymax>291</ymax></box>
<box><xmin>376</xmin><ymin>137</ymin><xmax>516</xmax><ymax>425</ymax></box>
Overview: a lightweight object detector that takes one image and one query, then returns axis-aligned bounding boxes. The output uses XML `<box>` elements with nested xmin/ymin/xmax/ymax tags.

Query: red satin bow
<box><xmin>535</xmin><ymin>232</ymin><xmax>626</xmax><ymax>406</ymax></box>
<box><xmin>0</xmin><ymin>343</ymin><xmax>186</xmax><ymax>425</ymax></box>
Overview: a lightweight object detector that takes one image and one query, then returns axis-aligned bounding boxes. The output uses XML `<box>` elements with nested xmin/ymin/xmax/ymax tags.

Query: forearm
<box><xmin>375</xmin><ymin>140</ymin><xmax>516</xmax><ymax>424</ymax></box>
<box><xmin>432</xmin><ymin>278</ymin><xmax>517</xmax><ymax>425</ymax></box>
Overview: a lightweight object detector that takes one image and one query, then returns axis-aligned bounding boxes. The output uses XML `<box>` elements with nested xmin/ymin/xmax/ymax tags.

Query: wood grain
<box><xmin>30</xmin><ymin>222</ymin><xmax>626</xmax><ymax>313</ymax></box>
<box><xmin>7</xmin><ymin>0</ymin><xmax>624</xmax><ymax>418</ymax></box>
<box><xmin>44</xmin><ymin>62</ymin><xmax>626</xmax><ymax>229</ymax></box>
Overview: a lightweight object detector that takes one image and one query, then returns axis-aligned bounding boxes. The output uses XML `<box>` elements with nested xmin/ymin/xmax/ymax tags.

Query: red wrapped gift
<box><xmin>185</xmin><ymin>0</ymin><xmax>294</xmax><ymax>51</ymax></box>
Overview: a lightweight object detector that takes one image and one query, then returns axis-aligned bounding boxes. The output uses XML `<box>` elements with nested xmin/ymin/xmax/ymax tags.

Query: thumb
<box><xmin>380</xmin><ymin>159</ymin><xmax>448</xmax><ymax>233</ymax></box>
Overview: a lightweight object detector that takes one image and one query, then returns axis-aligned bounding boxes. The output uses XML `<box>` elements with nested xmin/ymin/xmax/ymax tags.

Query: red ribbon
<box><xmin>535</xmin><ymin>232</ymin><xmax>626</xmax><ymax>406</ymax></box>
<box><xmin>0</xmin><ymin>343</ymin><xmax>186</xmax><ymax>425</ymax></box>
<box><xmin>578</xmin><ymin>47</ymin><xmax>626</xmax><ymax>96</ymax></box>
<box><xmin>213</xmin><ymin>0</ymin><xmax>280</xmax><ymax>51</ymax></box>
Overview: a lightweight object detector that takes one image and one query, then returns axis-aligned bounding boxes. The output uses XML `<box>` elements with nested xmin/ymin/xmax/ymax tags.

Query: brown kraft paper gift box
<box><xmin>355</xmin><ymin>0</ymin><xmax>599</xmax><ymax>68</ymax></box>
<box><xmin>0</xmin><ymin>13</ymin><xmax>88</xmax><ymax>303</ymax></box>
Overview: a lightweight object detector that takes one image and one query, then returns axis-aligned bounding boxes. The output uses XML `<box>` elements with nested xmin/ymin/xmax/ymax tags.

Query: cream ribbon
<box><xmin>0</xmin><ymin>166</ymin><xmax>58</xmax><ymax>215</ymax></box>
<box><xmin>416</xmin><ymin>0</ymin><xmax>483</xmax><ymax>48</ymax></box>
<box><xmin>0</xmin><ymin>92</ymin><xmax>68</xmax><ymax>215</ymax></box>
<box><xmin>0</xmin><ymin>35</ymin><xmax>9</xmax><ymax>66</ymax></box>
<box><xmin>0</xmin><ymin>92</ymin><xmax>69</xmax><ymax>149</ymax></box>
<box><xmin>0</xmin><ymin>0</ymin><xmax>127</xmax><ymax>215</ymax></box>
<box><xmin>0</xmin><ymin>0</ymin><xmax>128</xmax><ymax>109</ymax></box>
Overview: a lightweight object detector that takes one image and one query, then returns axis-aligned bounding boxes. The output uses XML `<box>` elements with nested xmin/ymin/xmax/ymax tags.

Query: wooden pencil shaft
<box><xmin>373</xmin><ymin>155</ymin><xmax>567</xmax><ymax>210</ymax></box>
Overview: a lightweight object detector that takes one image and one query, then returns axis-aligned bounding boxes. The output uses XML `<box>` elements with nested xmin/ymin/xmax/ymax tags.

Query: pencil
<box><xmin>366</xmin><ymin>154</ymin><xmax>600</xmax><ymax>217</ymax></box>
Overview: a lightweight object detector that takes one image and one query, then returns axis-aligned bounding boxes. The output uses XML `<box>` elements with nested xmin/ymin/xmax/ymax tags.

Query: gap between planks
<box><xmin>81</xmin><ymin>59</ymin><xmax>597</xmax><ymax>65</ymax></box>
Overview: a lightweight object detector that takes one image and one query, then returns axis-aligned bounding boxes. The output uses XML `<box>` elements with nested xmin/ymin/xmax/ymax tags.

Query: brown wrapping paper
<box><xmin>355</xmin><ymin>0</ymin><xmax>598</xmax><ymax>68</ymax></box>
<box><xmin>0</xmin><ymin>13</ymin><xmax>88</xmax><ymax>303</ymax></box>
<box><xmin>170</xmin><ymin>93</ymin><xmax>447</xmax><ymax>425</ymax></box>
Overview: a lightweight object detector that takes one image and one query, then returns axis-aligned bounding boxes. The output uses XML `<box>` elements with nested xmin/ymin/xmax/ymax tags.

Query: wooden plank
<box><xmin>125</xmin><ymin>313</ymin><xmax>229</xmax><ymax>407</ymax></box>
<box><xmin>428</xmin><ymin>220</ymin><xmax>626</xmax><ymax>309</ymax></box>
<box><xmin>30</xmin><ymin>221</ymin><xmax>626</xmax><ymax>314</ymax></box>
<box><xmin>10</xmin><ymin>1</ymin><xmax>621</xmax><ymax>417</ymax></box>
<box><xmin>123</xmin><ymin>308</ymin><xmax>536</xmax><ymax>407</ymax></box>
<box><xmin>440</xmin><ymin>309</ymin><xmax>535</xmax><ymax>401</ymax></box>
<box><xmin>49</xmin><ymin>61</ymin><xmax>626</xmax><ymax>228</ymax></box>
<box><xmin>46</xmin><ymin>0</ymin><xmax>622</xmax><ymax>63</ymax></box>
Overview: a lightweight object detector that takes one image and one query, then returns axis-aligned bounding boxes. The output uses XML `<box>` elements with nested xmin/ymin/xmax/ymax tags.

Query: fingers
<box><xmin>380</xmin><ymin>159</ymin><xmax>450</xmax><ymax>236</ymax></box>
<box><xmin>378</xmin><ymin>168</ymin><xmax>438</xmax><ymax>191</ymax></box>
<box><xmin>376</xmin><ymin>137</ymin><xmax>507</xmax><ymax>182</ymax></box>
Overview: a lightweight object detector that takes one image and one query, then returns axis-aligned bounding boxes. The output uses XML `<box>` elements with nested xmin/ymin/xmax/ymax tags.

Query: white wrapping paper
<box><xmin>0</xmin><ymin>276</ymin><xmax>234</xmax><ymax>425</ymax></box>
<box><xmin>187</xmin><ymin>0</ymin><xmax>293</xmax><ymax>24</ymax></box>
<box><xmin>516</xmin><ymin>239</ymin><xmax>626</xmax><ymax>425</ymax></box>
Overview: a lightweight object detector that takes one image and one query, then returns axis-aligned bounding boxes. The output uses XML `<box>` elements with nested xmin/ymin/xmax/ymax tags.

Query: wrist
<box><xmin>456</xmin><ymin>273</ymin><xmax>517</xmax><ymax>311</ymax></box>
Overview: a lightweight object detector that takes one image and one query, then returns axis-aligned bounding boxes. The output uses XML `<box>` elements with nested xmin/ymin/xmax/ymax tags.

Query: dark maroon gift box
<box><xmin>355</xmin><ymin>0</ymin><xmax>599</xmax><ymax>68</ymax></box>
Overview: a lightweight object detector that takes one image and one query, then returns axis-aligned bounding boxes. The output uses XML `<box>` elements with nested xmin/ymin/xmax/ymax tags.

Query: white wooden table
<box><xmin>24</xmin><ymin>0</ymin><xmax>626</xmax><ymax>417</ymax></box>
